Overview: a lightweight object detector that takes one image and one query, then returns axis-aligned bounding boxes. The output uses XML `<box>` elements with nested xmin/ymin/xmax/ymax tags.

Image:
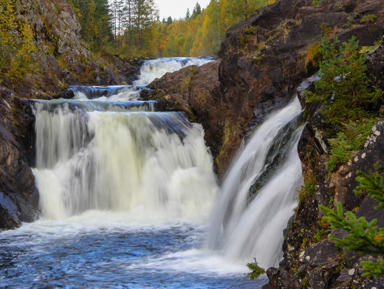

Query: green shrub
<box><xmin>298</xmin><ymin>181</ymin><xmax>317</xmax><ymax>201</ymax></box>
<box><xmin>246</xmin><ymin>258</ymin><xmax>266</xmax><ymax>280</ymax></box>
<box><xmin>306</xmin><ymin>36</ymin><xmax>381</xmax><ymax>134</ymax></box>
<box><xmin>327</xmin><ymin>120</ymin><xmax>376</xmax><ymax>172</ymax></box>
<box><xmin>320</xmin><ymin>169</ymin><xmax>384</xmax><ymax>278</ymax></box>
<box><xmin>360</xmin><ymin>14</ymin><xmax>378</xmax><ymax>24</ymax></box>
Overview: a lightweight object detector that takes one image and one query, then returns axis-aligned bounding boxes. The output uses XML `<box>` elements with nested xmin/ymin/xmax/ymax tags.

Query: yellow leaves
<box><xmin>0</xmin><ymin>0</ymin><xmax>37</xmax><ymax>79</ymax></box>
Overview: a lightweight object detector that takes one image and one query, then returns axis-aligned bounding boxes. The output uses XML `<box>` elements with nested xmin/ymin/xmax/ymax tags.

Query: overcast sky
<box><xmin>154</xmin><ymin>0</ymin><xmax>211</xmax><ymax>20</ymax></box>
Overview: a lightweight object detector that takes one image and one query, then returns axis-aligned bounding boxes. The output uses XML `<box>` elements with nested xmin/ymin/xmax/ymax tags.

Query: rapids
<box><xmin>0</xmin><ymin>57</ymin><xmax>303</xmax><ymax>288</ymax></box>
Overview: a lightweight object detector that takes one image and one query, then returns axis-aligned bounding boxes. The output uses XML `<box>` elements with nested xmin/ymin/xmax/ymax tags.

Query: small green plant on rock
<box><xmin>306</xmin><ymin>36</ymin><xmax>381</xmax><ymax>135</ymax></box>
<box><xmin>246</xmin><ymin>258</ymin><xmax>266</xmax><ymax>280</ymax></box>
<box><xmin>361</xmin><ymin>14</ymin><xmax>378</xmax><ymax>24</ymax></box>
<box><xmin>320</xmin><ymin>169</ymin><xmax>384</xmax><ymax>278</ymax></box>
<box><xmin>298</xmin><ymin>181</ymin><xmax>317</xmax><ymax>202</ymax></box>
<box><xmin>326</xmin><ymin>120</ymin><xmax>376</xmax><ymax>172</ymax></box>
<box><xmin>238</xmin><ymin>26</ymin><xmax>258</xmax><ymax>49</ymax></box>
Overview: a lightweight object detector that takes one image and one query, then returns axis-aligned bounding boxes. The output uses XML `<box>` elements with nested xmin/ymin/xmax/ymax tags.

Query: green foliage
<box><xmin>327</xmin><ymin>120</ymin><xmax>376</xmax><ymax>172</ymax></box>
<box><xmin>320</xmin><ymin>170</ymin><xmax>384</xmax><ymax>278</ymax></box>
<box><xmin>75</xmin><ymin>0</ymin><xmax>274</xmax><ymax>57</ymax></box>
<box><xmin>0</xmin><ymin>0</ymin><xmax>38</xmax><ymax>81</ymax></box>
<box><xmin>361</xmin><ymin>259</ymin><xmax>384</xmax><ymax>278</ymax></box>
<box><xmin>305</xmin><ymin>42</ymin><xmax>322</xmax><ymax>74</ymax></box>
<box><xmin>191</xmin><ymin>2</ymin><xmax>202</xmax><ymax>19</ymax></box>
<box><xmin>226</xmin><ymin>0</ymin><xmax>272</xmax><ymax>28</ymax></box>
<box><xmin>70</xmin><ymin>0</ymin><xmax>113</xmax><ymax>51</ymax></box>
<box><xmin>355</xmin><ymin>169</ymin><xmax>384</xmax><ymax>209</ymax></box>
<box><xmin>312</xmin><ymin>0</ymin><xmax>322</xmax><ymax>6</ymax></box>
<box><xmin>298</xmin><ymin>181</ymin><xmax>317</xmax><ymax>201</ymax></box>
<box><xmin>246</xmin><ymin>258</ymin><xmax>266</xmax><ymax>280</ymax></box>
<box><xmin>238</xmin><ymin>26</ymin><xmax>258</xmax><ymax>48</ymax></box>
<box><xmin>360</xmin><ymin>14</ymin><xmax>378</xmax><ymax>24</ymax></box>
<box><xmin>314</xmin><ymin>218</ymin><xmax>331</xmax><ymax>242</ymax></box>
<box><xmin>306</xmin><ymin>36</ymin><xmax>382</xmax><ymax>133</ymax></box>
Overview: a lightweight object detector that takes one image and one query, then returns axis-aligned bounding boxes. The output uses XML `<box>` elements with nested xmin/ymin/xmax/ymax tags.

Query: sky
<box><xmin>154</xmin><ymin>0</ymin><xmax>211</xmax><ymax>20</ymax></box>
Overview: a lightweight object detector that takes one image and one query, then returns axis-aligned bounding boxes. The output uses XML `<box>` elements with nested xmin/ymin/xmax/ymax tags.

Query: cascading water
<box><xmin>0</xmin><ymin>57</ymin><xmax>303</xmax><ymax>288</ymax></box>
<box><xmin>33</xmin><ymin>103</ymin><xmax>217</xmax><ymax>221</ymax></box>
<box><xmin>31</xmin><ymin>57</ymin><xmax>217</xmax><ymax>223</ymax></box>
<box><xmin>133</xmin><ymin>57</ymin><xmax>213</xmax><ymax>85</ymax></box>
<box><xmin>206</xmin><ymin>97</ymin><xmax>304</xmax><ymax>269</ymax></box>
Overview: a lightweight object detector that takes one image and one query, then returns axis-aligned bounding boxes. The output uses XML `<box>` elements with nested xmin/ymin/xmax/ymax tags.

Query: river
<box><xmin>0</xmin><ymin>57</ymin><xmax>302</xmax><ymax>288</ymax></box>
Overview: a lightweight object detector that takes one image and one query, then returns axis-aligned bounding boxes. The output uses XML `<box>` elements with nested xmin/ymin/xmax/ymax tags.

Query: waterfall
<box><xmin>31</xmin><ymin>59</ymin><xmax>218</xmax><ymax>222</ymax></box>
<box><xmin>206</xmin><ymin>97</ymin><xmax>304</xmax><ymax>269</ymax></box>
<box><xmin>32</xmin><ymin>57</ymin><xmax>302</xmax><ymax>273</ymax></box>
<box><xmin>133</xmin><ymin>57</ymin><xmax>213</xmax><ymax>85</ymax></box>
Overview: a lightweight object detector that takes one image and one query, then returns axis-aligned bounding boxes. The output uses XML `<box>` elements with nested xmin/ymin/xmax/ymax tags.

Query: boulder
<box><xmin>147</xmin><ymin>61</ymin><xmax>224</xmax><ymax>173</ymax></box>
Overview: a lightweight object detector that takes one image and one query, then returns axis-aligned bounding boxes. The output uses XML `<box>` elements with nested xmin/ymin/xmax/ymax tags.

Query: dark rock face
<box><xmin>367</xmin><ymin>40</ymin><xmax>384</xmax><ymax>90</ymax></box>
<box><xmin>0</xmin><ymin>89</ymin><xmax>39</xmax><ymax>230</ymax></box>
<box><xmin>263</xmin><ymin>43</ymin><xmax>384</xmax><ymax>288</ymax></box>
<box><xmin>149</xmin><ymin>0</ymin><xmax>384</xmax><ymax>175</ymax></box>
<box><xmin>263</xmin><ymin>36</ymin><xmax>384</xmax><ymax>286</ymax></box>
<box><xmin>147</xmin><ymin>61</ymin><xmax>225</xmax><ymax>171</ymax></box>
<box><xmin>265</xmin><ymin>118</ymin><xmax>384</xmax><ymax>288</ymax></box>
<box><xmin>216</xmin><ymin>0</ymin><xmax>384</xmax><ymax>172</ymax></box>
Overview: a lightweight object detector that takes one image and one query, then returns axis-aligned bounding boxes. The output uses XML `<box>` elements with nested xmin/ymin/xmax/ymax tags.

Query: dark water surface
<box><xmin>0</xmin><ymin>216</ymin><xmax>267</xmax><ymax>288</ymax></box>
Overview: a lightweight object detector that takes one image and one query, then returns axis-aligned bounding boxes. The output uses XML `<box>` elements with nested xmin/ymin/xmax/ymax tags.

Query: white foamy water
<box><xmin>33</xmin><ymin>103</ymin><xmax>218</xmax><ymax>223</ymax></box>
<box><xmin>206</xmin><ymin>97</ymin><xmax>304</xmax><ymax>269</ymax></box>
<box><xmin>69</xmin><ymin>57</ymin><xmax>213</xmax><ymax>102</ymax></box>
<box><xmin>72</xmin><ymin>86</ymin><xmax>143</xmax><ymax>102</ymax></box>
<box><xmin>133</xmin><ymin>57</ymin><xmax>213</xmax><ymax>85</ymax></box>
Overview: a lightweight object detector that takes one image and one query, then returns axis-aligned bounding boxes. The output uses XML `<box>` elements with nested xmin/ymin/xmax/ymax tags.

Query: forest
<box><xmin>69</xmin><ymin>0</ymin><xmax>273</xmax><ymax>57</ymax></box>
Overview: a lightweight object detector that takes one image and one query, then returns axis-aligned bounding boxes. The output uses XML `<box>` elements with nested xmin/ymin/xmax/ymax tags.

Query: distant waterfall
<box><xmin>133</xmin><ymin>57</ymin><xmax>213</xmax><ymax>85</ymax></box>
<box><xmin>206</xmin><ymin>97</ymin><xmax>304</xmax><ymax>268</ymax></box>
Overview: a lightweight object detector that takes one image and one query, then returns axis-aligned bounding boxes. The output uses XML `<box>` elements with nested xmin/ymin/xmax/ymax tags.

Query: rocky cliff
<box><xmin>150</xmin><ymin>0</ymin><xmax>384</xmax><ymax>176</ymax></box>
<box><xmin>264</xmin><ymin>38</ymin><xmax>384</xmax><ymax>289</ymax></box>
<box><xmin>148</xmin><ymin>0</ymin><xmax>384</xmax><ymax>287</ymax></box>
<box><xmin>0</xmin><ymin>89</ymin><xmax>38</xmax><ymax>229</ymax></box>
<box><xmin>0</xmin><ymin>0</ymin><xmax>140</xmax><ymax>98</ymax></box>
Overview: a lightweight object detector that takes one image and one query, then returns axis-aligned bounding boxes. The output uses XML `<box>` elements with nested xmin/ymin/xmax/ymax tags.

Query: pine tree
<box><xmin>225</xmin><ymin>0</ymin><xmax>271</xmax><ymax>28</ymax></box>
<box><xmin>70</xmin><ymin>0</ymin><xmax>113</xmax><ymax>50</ymax></box>
<box><xmin>306</xmin><ymin>36</ymin><xmax>381</xmax><ymax>133</ymax></box>
<box><xmin>320</xmin><ymin>169</ymin><xmax>384</xmax><ymax>278</ymax></box>
<box><xmin>191</xmin><ymin>2</ymin><xmax>202</xmax><ymax>18</ymax></box>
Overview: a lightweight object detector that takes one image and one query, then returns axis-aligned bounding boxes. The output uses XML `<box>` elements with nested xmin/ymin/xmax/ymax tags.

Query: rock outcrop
<box><xmin>0</xmin><ymin>88</ymin><xmax>39</xmax><ymax>229</ymax></box>
<box><xmin>147</xmin><ymin>61</ymin><xmax>224</xmax><ymax>163</ymax></box>
<box><xmin>265</xmin><ymin>116</ymin><xmax>384</xmax><ymax>288</ymax></box>
<box><xmin>149</xmin><ymin>0</ymin><xmax>384</xmax><ymax>175</ymax></box>
<box><xmin>263</xmin><ymin>38</ymin><xmax>384</xmax><ymax>288</ymax></box>
<box><xmin>0</xmin><ymin>0</ymin><xmax>140</xmax><ymax>98</ymax></box>
<box><xmin>215</xmin><ymin>0</ymin><xmax>384</xmax><ymax>173</ymax></box>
